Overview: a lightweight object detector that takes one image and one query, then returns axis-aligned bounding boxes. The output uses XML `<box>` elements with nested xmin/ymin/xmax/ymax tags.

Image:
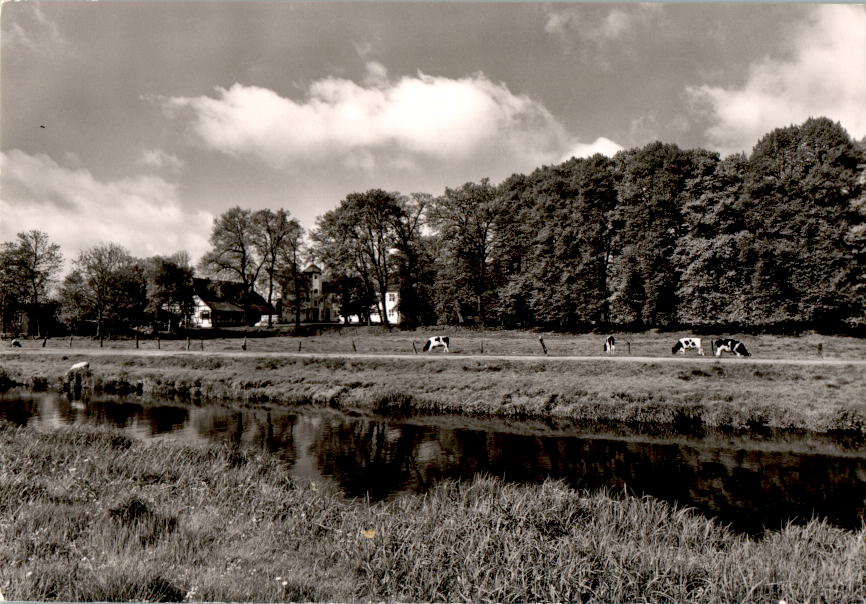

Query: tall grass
<box><xmin>0</xmin><ymin>421</ymin><xmax>863</xmax><ymax>602</ymax></box>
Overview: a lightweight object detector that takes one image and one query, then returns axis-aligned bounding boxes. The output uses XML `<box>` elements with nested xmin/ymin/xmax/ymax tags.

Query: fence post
<box><xmin>200</xmin><ymin>339</ymin><xmax>204</xmax><ymax>351</ymax></box>
<box><xmin>187</xmin><ymin>337</ymin><xmax>191</xmax><ymax>351</ymax></box>
<box><xmin>136</xmin><ymin>335</ymin><xmax>139</xmax><ymax>349</ymax></box>
<box><xmin>298</xmin><ymin>340</ymin><xmax>302</xmax><ymax>352</ymax></box>
<box><xmin>627</xmin><ymin>341</ymin><xmax>631</xmax><ymax>355</ymax></box>
<box><xmin>352</xmin><ymin>339</ymin><xmax>357</xmax><ymax>353</ymax></box>
<box><xmin>818</xmin><ymin>343</ymin><xmax>823</xmax><ymax>358</ymax></box>
<box><xmin>157</xmin><ymin>337</ymin><xmax>160</xmax><ymax>350</ymax></box>
<box><xmin>69</xmin><ymin>336</ymin><xmax>73</xmax><ymax>348</ymax></box>
<box><xmin>481</xmin><ymin>339</ymin><xmax>484</xmax><ymax>355</ymax></box>
<box><xmin>538</xmin><ymin>337</ymin><xmax>548</xmax><ymax>355</ymax></box>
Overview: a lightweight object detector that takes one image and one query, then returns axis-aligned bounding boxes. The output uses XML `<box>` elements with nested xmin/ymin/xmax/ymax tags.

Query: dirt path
<box><xmin>4</xmin><ymin>348</ymin><xmax>865</xmax><ymax>366</ymax></box>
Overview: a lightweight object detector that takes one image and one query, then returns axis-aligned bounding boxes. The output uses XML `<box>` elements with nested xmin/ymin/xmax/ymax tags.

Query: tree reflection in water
<box><xmin>2</xmin><ymin>392</ymin><xmax>865</xmax><ymax>534</ymax></box>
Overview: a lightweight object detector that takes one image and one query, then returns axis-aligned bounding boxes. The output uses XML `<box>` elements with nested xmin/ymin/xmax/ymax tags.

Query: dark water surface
<box><xmin>2</xmin><ymin>391</ymin><xmax>865</xmax><ymax>534</ymax></box>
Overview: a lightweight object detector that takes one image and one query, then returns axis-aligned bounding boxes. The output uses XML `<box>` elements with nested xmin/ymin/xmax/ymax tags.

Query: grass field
<box><xmin>0</xmin><ymin>422</ymin><xmax>863</xmax><ymax>603</ymax></box>
<box><xmin>6</xmin><ymin>327</ymin><xmax>865</xmax><ymax>359</ymax></box>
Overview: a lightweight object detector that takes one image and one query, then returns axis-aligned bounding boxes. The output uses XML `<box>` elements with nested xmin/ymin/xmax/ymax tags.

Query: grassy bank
<box><xmin>2</xmin><ymin>342</ymin><xmax>866</xmax><ymax>435</ymax></box>
<box><xmin>0</xmin><ymin>422</ymin><xmax>863</xmax><ymax>603</ymax></box>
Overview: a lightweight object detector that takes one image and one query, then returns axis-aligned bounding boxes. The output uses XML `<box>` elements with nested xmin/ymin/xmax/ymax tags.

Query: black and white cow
<box><xmin>712</xmin><ymin>338</ymin><xmax>751</xmax><ymax>357</ymax></box>
<box><xmin>422</xmin><ymin>335</ymin><xmax>450</xmax><ymax>353</ymax></box>
<box><xmin>603</xmin><ymin>335</ymin><xmax>616</xmax><ymax>354</ymax></box>
<box><xmin>672</xmin><ymin>337</ymin><xmax>704</xmax><ymax>356</ymax></box>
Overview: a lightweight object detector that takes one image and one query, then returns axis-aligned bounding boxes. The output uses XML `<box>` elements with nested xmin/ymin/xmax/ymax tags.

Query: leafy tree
<box><xmin>253</xmin><ymin>208</ymin><xmax>303</xmax><ymax>327</ymax></box>
<box><xmin>389</xmin><ymin>193</ymin><xmax>436</xmax><ymax>328</ymax></box>
<box><xmin>429</xmin><ymin>178</ymin><xmax>499</xmax><ymax>326</ymax></box>
<box><xmin>0</xmin><ymin>244</ymin><xmax>26</xmax><ymax>336</ymax></box>
<box><xmin>200</xmin><ymin>207</ymin><xmax>265</xmax><ymax>320</ymax></box>
<box><xmin>60</xmin><ymin>243</ymin><xmax>147</xmax><ymax>337</ymax></box>
<box><xmin>144</xmin><ymin>252</ymin><xmax>194</xmax><ymax>332</ymax></box>
<box><xmin>674</xmin><ymin>153</ymin><xmax>752</xmax><ymax>326</ymax></box>
<box><xmin>609</xmin><ymin>142</ymin><xmax>693</xmax><ymax>327</ymax></box>
<box><xmin>312</xmin><ymin>190</ymin><xmax>403</xmax><ymax>327</ymax></box>
<box><xmin>741</xmin><ymin>117</ymin><xmax>863</xmax><ymax>328</ymax></box>
<box><xmin>0</xmin><ymin>230</ymin><xmax>62</xmax><ymax>337</ymax></box>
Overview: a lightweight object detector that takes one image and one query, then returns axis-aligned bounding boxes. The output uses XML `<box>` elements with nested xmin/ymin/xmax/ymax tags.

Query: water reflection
<box><xmin>2</xmin><ymin>391</ymin><xmax>864</xmax><ymax>534</ymax></box>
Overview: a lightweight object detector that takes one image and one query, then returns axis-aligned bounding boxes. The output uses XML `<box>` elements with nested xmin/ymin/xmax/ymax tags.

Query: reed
<box><xmin>0</xmin><ymin>422</ymin><xmax>863</xmax><ymax>602</ymax></box>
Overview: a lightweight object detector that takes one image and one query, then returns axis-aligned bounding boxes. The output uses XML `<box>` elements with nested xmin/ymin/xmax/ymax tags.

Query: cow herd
<box><xmin>420</xmin><ymin>334</ymin><xmax>751</xmax><ymax>357</ymax></box>
<box><xmin>670</xmin><ymin>337</ymin><xmax>751</xmax><ymax>357</ymax></box>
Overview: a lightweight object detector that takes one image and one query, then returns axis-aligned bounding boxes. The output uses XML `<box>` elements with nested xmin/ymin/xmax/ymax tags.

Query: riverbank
<box><xmin>0</xmin><ymin>422</ymin><xmax>862</xmax><ymax>602</ymax></box>
<box><xmin>2</xmin><ymin>338</ymin><xmax>866</xmax><ymax>435</ymax></box>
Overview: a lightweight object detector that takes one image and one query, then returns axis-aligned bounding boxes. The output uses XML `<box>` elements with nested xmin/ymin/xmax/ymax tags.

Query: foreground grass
<box><xmin>3</xmin><ymin>341</ymin><xmax>866</xmax><ymax>435</ymax></box>
<box><xmin>0</xmin><ymin>422</ymin><xmax>863</xmax><ymax>603</ymax></box>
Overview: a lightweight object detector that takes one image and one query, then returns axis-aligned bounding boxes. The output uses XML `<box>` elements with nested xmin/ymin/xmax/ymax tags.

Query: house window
<box><xmin>388</xmin><ymin>293</ymin><xmax>396</xmax><ymax>302</ymax></box>
<box><xmin>388</xmin><ymin>307</ymin><xmax>396</xmax><ymax>316</ymax></box>
<box><xmin>201</xmin><ymin>311</ymin><xmax>211</xmax><ymax>320</ymax></box>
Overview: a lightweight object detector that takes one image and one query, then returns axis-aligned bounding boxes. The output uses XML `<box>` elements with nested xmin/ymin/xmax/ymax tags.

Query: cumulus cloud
<box><xmin>158</xmin><ymin>70</ymin><xmax>570</xmax><ymax>174</ymax></box>
<box><xmin>560</xmin><ymin>137</ymin><xmax>624</xmax><ymax>161</ymax></box>
<box><xmin>687</xmin><ymin>4</ymin><xmax>866</xmax><ymax>155</ymax></box>
<box><xmin>0</xmin><ymin>150</ymin><xmax>212</xmax><ymax>269</ymax></box>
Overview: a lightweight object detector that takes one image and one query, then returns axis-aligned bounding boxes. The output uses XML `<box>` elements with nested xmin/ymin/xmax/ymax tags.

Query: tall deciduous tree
<box><xmin>430</xmin><ymin>178</ymin><xmax>499</xmax><ymax>326</ymax></box>
<box><xmin>389</xmin><ymin>193</ymin><xmax>435</xmax><ymax>328</ymax></box>
<box><xmin>200</xmin><ymin>207</ymin><xmax>265</xmax><ymax>319</ymax></box>
<box><xmin>144</xmin><ymin>252</ymin><xmax>194</xmax><ymax>332</ymax></box>
<box><xmin>741</xmin><ymin>117</ymin><xmax>863</xmax><ymax>328</ymax></box>
<box><xmin>61</xmin><ymin>243</ymin><xmax>146</xmax><ymax>337</ymax></box>
<box><xmin>312</xmin><ymin>189</ymin><xmax>402</xmax><ymax>327</ymax></box>
<box><xmin>609</xmin><ymin>142</ymin><xmax>693</xmax><ymax>327</ymax></box>
<box><xmin>0</xmin><ymin>230</ymin><xmax>63</xmax><ymax>337</ymax></box>
<box><xmin>253</xmin><ymin>208</ymin><xmax>303</xmax><ymax>327</ymax></box>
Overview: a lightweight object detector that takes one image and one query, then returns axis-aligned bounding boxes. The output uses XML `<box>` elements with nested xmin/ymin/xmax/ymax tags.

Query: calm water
<box><xmin>2</xmin><ymin>391</ymin><xmax>865</xmax><ymax>534</ymax></box>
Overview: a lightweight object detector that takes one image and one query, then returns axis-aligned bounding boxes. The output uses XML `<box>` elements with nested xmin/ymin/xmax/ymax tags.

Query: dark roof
<box><xmin>193</xmin><ymin>278</ymin><xmax>276</xmax><ymax>314</ymax></box>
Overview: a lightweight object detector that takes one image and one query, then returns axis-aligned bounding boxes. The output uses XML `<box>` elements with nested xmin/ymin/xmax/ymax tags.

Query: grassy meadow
<box><xmin>2</xmin><ymin>329</ymin><xmax>866</xmax><ymax>435</ymax></box>
<box><xmin>0</xmin><ymin>422</ymin><xmax>863</xmax><ymax>603</ymax></box>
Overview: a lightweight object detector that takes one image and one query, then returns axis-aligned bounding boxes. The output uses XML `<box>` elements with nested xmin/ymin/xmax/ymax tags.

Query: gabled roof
<box><xmin>193</xmin><ymin>278</ymin><xmax>276</xmax><ymax>314</ymax></box>
<box><xmin>303</xmin><ymin>264</ymin><xmax>322</xmax><ymax>274</ymax></box>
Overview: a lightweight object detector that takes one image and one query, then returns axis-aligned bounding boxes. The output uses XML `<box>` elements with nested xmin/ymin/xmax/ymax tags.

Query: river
<box><xmin>2</xmin><ymin>391</ymin><xmax>864</xmax><ymax>534</ymax></box>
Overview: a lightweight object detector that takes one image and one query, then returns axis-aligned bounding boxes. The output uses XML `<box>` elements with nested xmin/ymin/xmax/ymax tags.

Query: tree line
<box><xmin>2</xmin><ymin>117</ymin><xmax>864</xmax><ymax>337</ymax></box>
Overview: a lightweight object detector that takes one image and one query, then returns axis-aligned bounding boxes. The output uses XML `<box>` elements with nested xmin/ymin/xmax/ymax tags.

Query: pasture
<box><xmin>6</xmin><ymin>328</ymin><xmax>863</xmax><ymax>360</ymax></box>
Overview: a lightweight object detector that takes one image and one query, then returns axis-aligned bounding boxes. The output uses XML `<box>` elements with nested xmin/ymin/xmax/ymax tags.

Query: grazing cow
<box><xmin>422</xmin><ymin>336</ymin><xmax>450</xmax><ymax>353</ymax></box>
<box><xmin>69</xmin><ymin>361</ymin><xmax>90</xmax><ymax>371</ymax></box>
<box><xmin>10</xmin><ymin>339</ymin><xmax>21</xmax><ymax>348</ymax></box>
<box><xmin>713</xmin><ymin>338</ymin><xmax>751</xmax><ymax>357</ymax></box>
<box><xmin>672</xmin><ymin>337</ymin><xmax>704</xmax><ymax>356</ymax></box>
<box><xmin>603</xmin><ymin>335</ymin><xmax>616</xmax><ymax>354</ymax></box>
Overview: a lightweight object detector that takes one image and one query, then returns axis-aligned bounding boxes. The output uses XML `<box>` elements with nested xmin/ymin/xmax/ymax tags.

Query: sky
<box><xmin>2</xmin><ymin>1</ymin><xmax>865</xmax><ymax>272</ymax></box>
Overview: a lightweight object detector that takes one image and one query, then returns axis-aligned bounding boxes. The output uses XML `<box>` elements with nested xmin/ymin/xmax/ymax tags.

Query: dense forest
<box><xmin>2</xmin><ymin>117</ymin><xmax>864</xmax><ymax>336</ymax></box>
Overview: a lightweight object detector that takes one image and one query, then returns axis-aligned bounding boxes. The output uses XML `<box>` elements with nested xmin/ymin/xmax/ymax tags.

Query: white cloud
<box><xmin>0</xmin><ymin>150</ymin><xmax>212</xmax><ymax>270</ymax></box>
<box><xmin>159</xmin><ymin>70</ymin><xmax>570</xmax><ymax>175</ymax></box>
<box><xmin>687</xmin><ymin>4</ymin><xmax>866</xmax><ymax>155</ymax></box>
<box><xmin>560</xmin><ymin>137</ymin><xmax>624</xmax><ymax>161</ymax></box>
<box><xmin>137</xmin><ymin>148</ymin><xmax>185</xmax><ymax>172</ymax></box>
